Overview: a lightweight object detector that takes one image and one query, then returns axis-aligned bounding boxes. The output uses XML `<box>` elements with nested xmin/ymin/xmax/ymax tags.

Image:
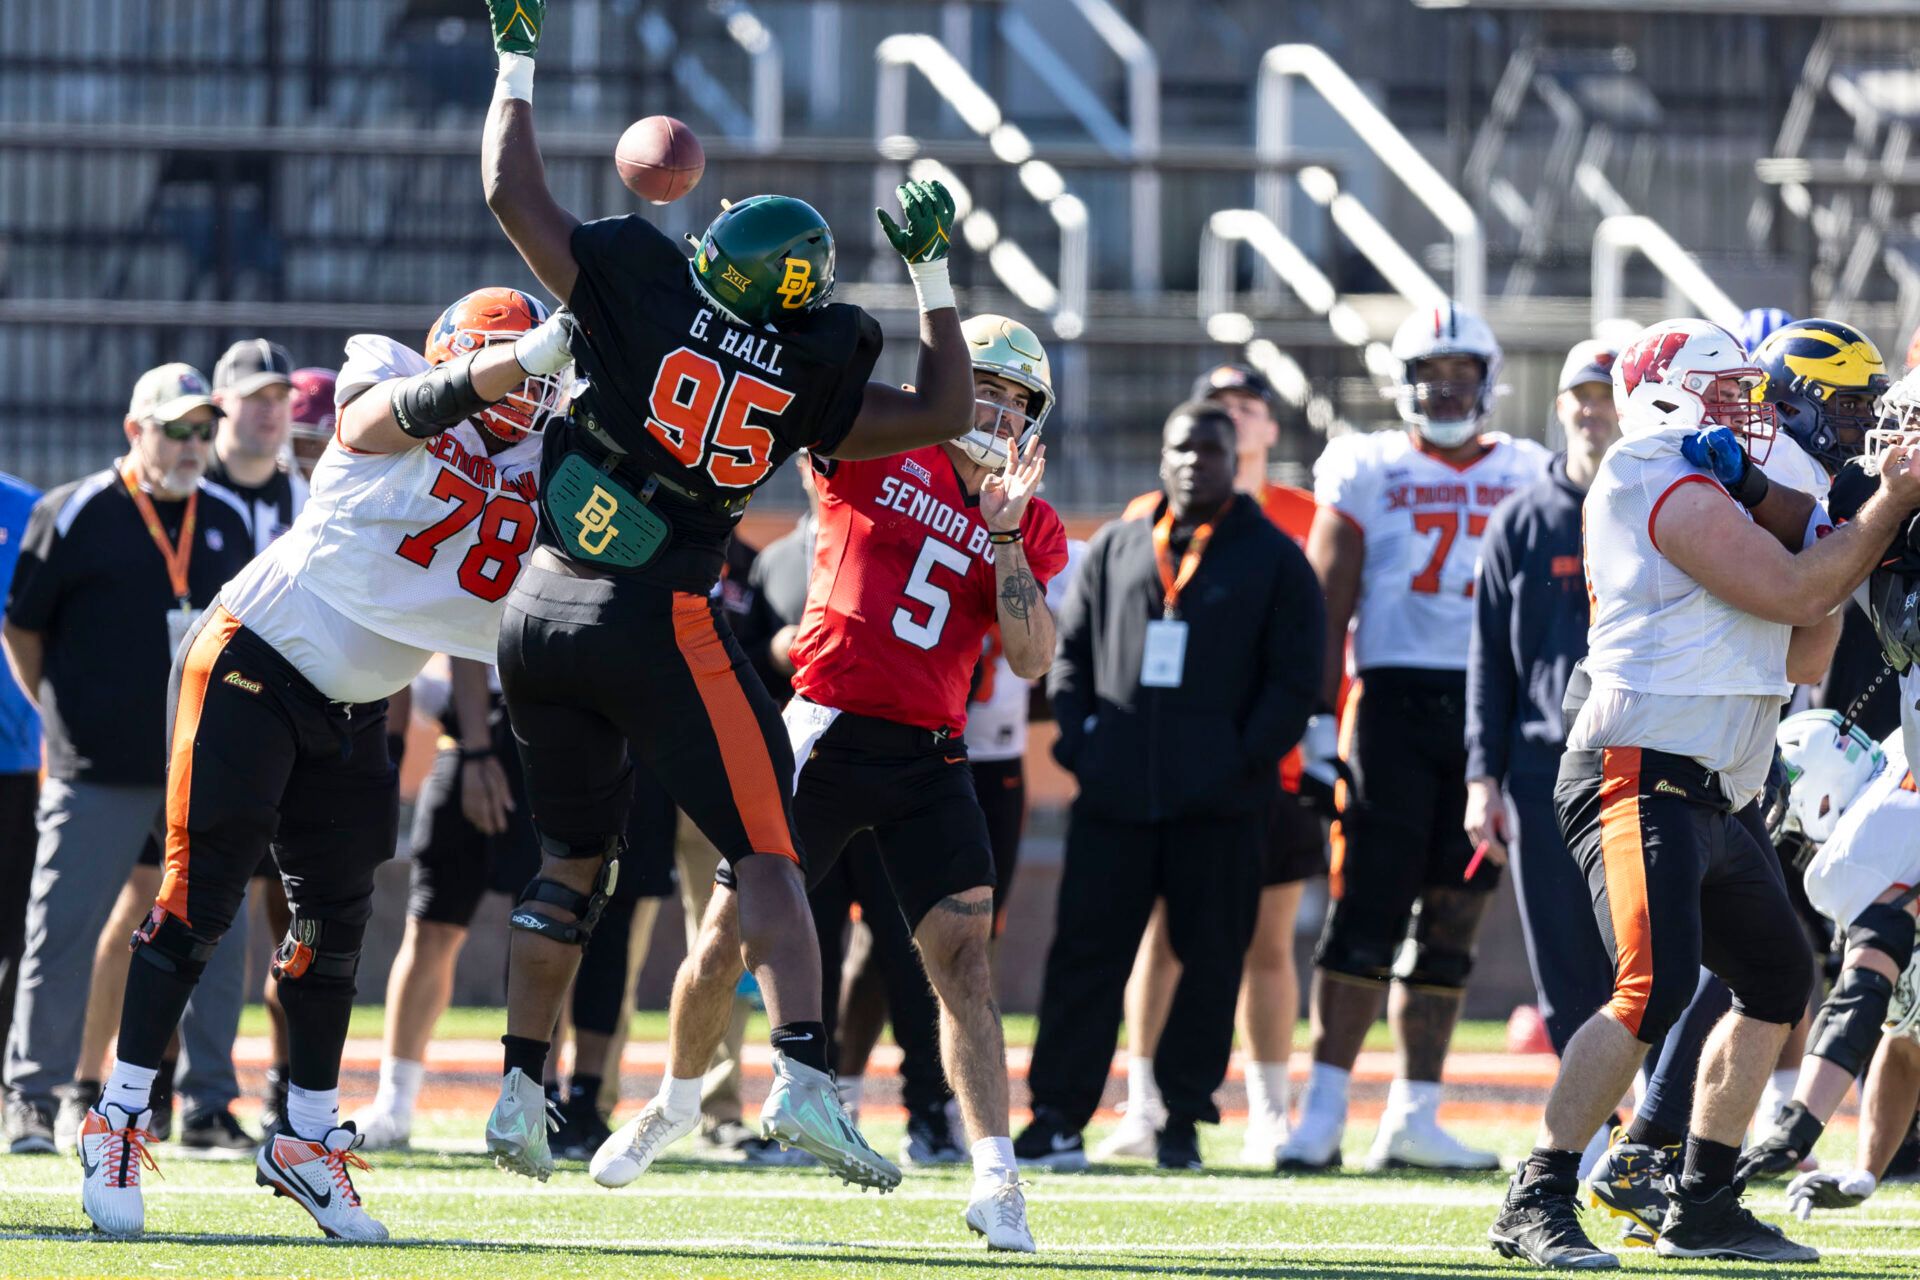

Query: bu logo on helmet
<box><xmin>776</xmin><ymin>259</ymin><xmax>818</xmax><ymax>310</ymax></box>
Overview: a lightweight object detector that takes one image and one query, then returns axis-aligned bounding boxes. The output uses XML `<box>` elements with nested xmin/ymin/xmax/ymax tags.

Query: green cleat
<box><xmin>485</xmin><ymin>1067</ymin><xmax>559</xmax><ymax>1182</ymax></box>
<box><xmin>759</xmin><ymin>1052</ymin><xmax>901</xmax><ymax>1191</ymax></box>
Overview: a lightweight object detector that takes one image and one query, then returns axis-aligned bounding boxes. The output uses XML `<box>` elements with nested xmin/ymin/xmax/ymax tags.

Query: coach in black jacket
<box><xmin>1015</xmin><ymin>401</ymin><xmax>1322</xmax><ymax>1172</ymax></box>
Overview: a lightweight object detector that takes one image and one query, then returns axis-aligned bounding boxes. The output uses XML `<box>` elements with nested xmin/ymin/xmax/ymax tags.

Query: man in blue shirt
<box><xmin>1465</xmin><ymin>341</ymin><xmax>1620</xmax><ymax>1056</ymax></box>
<box><xmin>0</xmin><ymin>470</ymin><xmax>42</xmax><ymax>1079</ymax></box>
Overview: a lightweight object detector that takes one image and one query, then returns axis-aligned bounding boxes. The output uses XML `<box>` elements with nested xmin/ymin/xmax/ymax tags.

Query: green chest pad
<box><xmin>542</xmin><ymin>451</ymin><xmax>670</xmax><ymax>571</ymax></box>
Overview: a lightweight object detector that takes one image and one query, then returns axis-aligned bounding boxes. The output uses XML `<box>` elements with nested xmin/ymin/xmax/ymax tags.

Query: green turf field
<box><xmin>4</xmin><ymin>1113</ymin><xmax>1914</xmax><ymax>1278</ymax></box>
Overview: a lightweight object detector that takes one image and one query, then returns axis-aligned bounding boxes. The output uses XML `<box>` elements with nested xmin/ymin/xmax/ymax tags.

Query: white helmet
<box><xmin>1612</xmin><ymin>318</ymin><xmax>1777</xmax><ymax>462</ymax></box>
<box><xmin>1389</xmin><ymin>303</ymin><xmax>1501</xmax><ymax>447</ymax></box>
<box><xmin>1776</xmin><ymin>709</ymin><xmax>1886</xmax><ymax>843</ymax></box>
<box><xmin>959</xmin><ymin>314</ymin><xmax>1053</xmax><ymax>470</ymax></box>
<box><xmin>1866</xmin><ymin>364</ymin><xmax>1920</xmax><ymax>476</ymax></box>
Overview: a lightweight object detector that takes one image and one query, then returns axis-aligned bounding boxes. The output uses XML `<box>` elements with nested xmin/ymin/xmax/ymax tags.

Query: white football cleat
<box><xmin>1090</xmin><ymin>1102</ymin><xmax>1163</xmax><ymax>1161</ymax></box>
<box><xmin>78</xmin><ymin>1103</ymin><xmax>155</xmax><ymax>1237</ymax></box>
<box><xmin>966</xmin><ymin>1171</ymin><xmax>1037</xmax><ymax>1253</ymax></box>
<box><xmin>1276</xmin><ymin>1107</ymin><xmax>1344</xmax><ymax>1171</ymax></box>
<box><xmin>255</xmin><ymin>1124</ymin><xmax>389</xmax><ymax>1242</ymax></box>
<box><xmin>348</xmin><ymin>1104</ymin><xmax>412</xmax><ymax>1153</ymax></box>
<box><xmin>1240</xmin><ymin>1115</ymin><xmax>1291</xmax><ymax>1167</ymax></box>
<box><xmin>591</xmin><ymin>1100</ymin><xmax>699</xmax><ymax>1188</ymax></box>
<box><xmin>1366</xmin><ymin>1111</ymin><xmax>1499</xmax><ymax>1171</ymax></box>
<box><xmin>485</xmin><ymin>1067</ymin><xmax>559</xmax><ymax>1182</ymax></box>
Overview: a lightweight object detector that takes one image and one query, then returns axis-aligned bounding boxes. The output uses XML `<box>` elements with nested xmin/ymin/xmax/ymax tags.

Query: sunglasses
<box><xmin>153</xmin><ymin>419</ymin><xmax>216</xmax><ymax>442</ymax></box>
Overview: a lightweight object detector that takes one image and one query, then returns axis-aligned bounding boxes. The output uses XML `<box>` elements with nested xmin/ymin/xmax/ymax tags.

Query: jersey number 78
<box><xmin>394</xmin><ymin>468</ymin><xmax>535</xmax><ymax>602</ymax></box>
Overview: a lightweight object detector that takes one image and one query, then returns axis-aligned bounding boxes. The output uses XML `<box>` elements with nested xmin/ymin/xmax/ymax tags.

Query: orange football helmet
<box><xmin>424</xmin><ymin>287</ymin><xmax>568</xmax><ymax>443</ymax></box>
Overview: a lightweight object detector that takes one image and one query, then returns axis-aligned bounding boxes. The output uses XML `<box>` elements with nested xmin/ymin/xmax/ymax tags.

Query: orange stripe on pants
<box><xmin>1326</xmin><ymin>677</ymin><xmax>1364</xmax><ymax>901</ymax></box>
<box><xmin>157</xmin><ymin>606</ymin><xmax>243</xmax><ymax>927</ymax></box>
<box><xmin>1597</xmin><ymin>747</ymin><xmax>1654</xmax><ymax>1038</ymax></box>
<box><xmin>669</xmin><ymin>594</ymin><xmax>798</xmax><ymax>863</ymax></box>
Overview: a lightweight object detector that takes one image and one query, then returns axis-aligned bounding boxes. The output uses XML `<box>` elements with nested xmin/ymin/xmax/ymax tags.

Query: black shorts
<box><xmin>1316</xmin><ymin>667</ymin><xmax>1482</xmax><ymax>979</ymax></box>
<box><xmin>498</xmin><ymin>551</ymin><xmax>800</xmax><ymax>869</ymax></box>
<box><xmin>1264</xmin><ymin>783</ymin><xmax>1326</xmax><ymax>886</ymax></box>
<box><xmin>970</xmin><ymin>756</ymin><xmax>1024</xmax><ymax>935</ymax></box>
<box><xmin>1555</xmin><ymin>746</ymin><xmax>1813</xmax><ymax>1044</ymax></box>
<box><xmin>409</xmin><ymin>697</ymin><xmax>677</xmax><ymax>927</ymax></box>
<box><xmin>718</xmin><ymin>710</ymin><xmax>995</xmax><ymax>930</ymax></box>
<box><xmin>157</xmin><ymin>608</ymin><xmax>398</xmax><ymax>942</ymax></box>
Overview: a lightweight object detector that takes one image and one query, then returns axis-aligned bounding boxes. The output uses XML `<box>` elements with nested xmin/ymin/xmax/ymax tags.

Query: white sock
<box><xmin>971</xmin><ymin>1135</ymin><xmax>1016</xmax><ymax>1187</ymax></box>
<box><xmin>286</xmin><ymin>1084</ymin><xmax>341</xmax><ymax>1141</ymax></box>
<box><xmin>838</xmin><ymin>1074</ymin><xmax>865</xmax><ymax>1120</ymax></box>
<box><xmin>1756</xmin><ymin>1069</ymin><xmax>1796</xmax><ymax>1131</ymax></box>
<box><xmin>1303</xmin><ymin>1062</ymin><xmax>1350</xmax><ymax>1119</ymax></box>
<box><xmin>102</xmin><ymin>1059</ymin><xmax>158</xmax><ymax>1118</ymax></box>
<box><xmin>1387</xmin><ymin>1078</ymin><xmax>1443</xmax><ymax>1120</ymax></box>
<box><xmin>1245</xmin><ymin>1061</ymin><xmax>1290</xmax><ymax>1127</ymax></box>
<box><xmin>656</xmin><ymin>1074</ymin><xmax>703</xmax><ymax>1119</ymax></box>
<box><xmin>1127</xmin><ymin>1054</ymin><xmax>1163</xmax><ymax>1116</ymax></box>
<box><xmin>377</xmin><ymin>1058</ymin><xmax>425</xmax><ymax>1119</ymax></box>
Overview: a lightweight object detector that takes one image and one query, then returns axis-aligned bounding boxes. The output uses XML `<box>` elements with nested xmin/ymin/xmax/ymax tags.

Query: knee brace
<box><xmin>1848</xmin><ymin>901</ymin><xmax>1918</xmax><ymax>972</ymax></box>
<box><xmin>1395</xmin><ymin>937</ymin><xmax>1475</xmax><ymax>992</ymax></box>
<box><xmin>1313</xmin><ymin>905</ymin><xmax>1400</xmax><ymax>983</ymax></box>
<box><xmin>1808</xmin><ymin>965</ymin><xmax>1895</xmax><ymax>1076</ymax></box>
<box><xmin>509</xmin><ymin>834</ymin><xmax>622</xmax><ymax>947</ymax></box>
<box><xmin>128</xmin><ymin>907</ymin><xmax>216</xmax><ymax>981</ymax></box>
<box><xmin>270</xmin><ymin>913</ymin><xmax>366</xmax><ymax>991</ymax></box>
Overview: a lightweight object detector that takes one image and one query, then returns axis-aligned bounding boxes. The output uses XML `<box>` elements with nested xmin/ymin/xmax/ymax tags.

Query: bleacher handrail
<box><xmin>1590</xmin><ymin>215</ymin><xmax>1742</xmax><ymax>332</ymax></box>
<box><xmin>873</xmin><ymin>33</ymin><xmax>1089</xmax><ymax>338</ymax></box>
<box><xmin>1255</xmin><ymin>43</ymin><xmax>1485</xmax><ymax>311</ymax></box>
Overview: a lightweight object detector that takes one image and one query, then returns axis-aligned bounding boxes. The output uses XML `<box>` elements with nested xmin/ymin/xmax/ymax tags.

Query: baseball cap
<box><xmin>1191</xmin><ymin>362</ymin><xmax>1278</xmax><ymax>410</ymax></box>
<box><xmin>288</xmin><ymin>367</ymin><xmax>338</xmax><ymax>435</ymax></box>
<box><xmin>128</xmin><ymin>363</ymin><xmax>224</xmax><ymax>424</ymax></box>
<box><xmin>1557</xmin><ymin>339</ymin><xmax>1619</xmax><ymax>392</ymax></box>
<box><xmin>213</xmin><ymin>338</ymin><xmax>295</xmax><ymax>397</ymax></box>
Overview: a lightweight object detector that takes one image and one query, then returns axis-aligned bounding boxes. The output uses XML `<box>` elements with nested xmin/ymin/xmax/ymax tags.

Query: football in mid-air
<box><xmin>615</xmin><ymin>116</ymin><xmax>704</xmax><ymax>205</ymax></box>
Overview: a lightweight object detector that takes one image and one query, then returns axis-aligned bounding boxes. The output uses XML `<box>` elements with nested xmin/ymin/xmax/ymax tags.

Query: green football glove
<box><xmin>876</xmin><ymin>180</ymin><xmax>956</xmax><ymax>266</ymax></box>
<box><xmin>487</xmin><ymin>0</ymin><xmax>545</xmax><ymax>56</ymax></box>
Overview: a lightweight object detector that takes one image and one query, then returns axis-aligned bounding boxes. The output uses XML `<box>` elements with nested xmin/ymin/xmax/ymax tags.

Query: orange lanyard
<box><xmin>1151</xmin><ymin>507</ymin><xmax>1216</xmax><ymax>617</ymax></box>
<box><xmin>119</xmin><ymin>460</ymin><xmax>197</xmax><ymax>603</ymax></box>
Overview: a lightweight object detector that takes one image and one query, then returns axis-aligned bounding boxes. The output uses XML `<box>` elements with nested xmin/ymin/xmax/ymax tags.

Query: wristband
<box><xmin>987</xmin><ymin>528</ymin><xmax>1023</xmax><ymax>544</ymax></box>
<box><xmin>1727</xmin><ymin>457</ymin><xmax>1770</xmax><ymax>509</ymax></box>
<box><xmin>906</xmin><ymin>258</ymin><xmax>955</xmax><ymax>313</ymax></box>
<box><xmin>459</xmin><ymin>745</ymin><xmax>497</xmax><ymax>762</ymax></box>
<box><xmin>391</xmin><ymin>351</ymin><xmax>488</xmax><ymax>439</ymax></box>
<box><xmin>496</xmin><ymin>52</ymin><xmax>535</xmax><ymax>104</ymax></box>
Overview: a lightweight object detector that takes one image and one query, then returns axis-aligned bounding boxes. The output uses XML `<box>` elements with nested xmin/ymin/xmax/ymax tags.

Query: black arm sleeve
<box><xmin>1238</xmin><ymin>536</ymin><xmax>1325</xmax><ymax>770</ymax></box>
<box><xmin>390</xmin><ymin>350</ymin><xmax>490</xmax><ymax>439</ymax></box>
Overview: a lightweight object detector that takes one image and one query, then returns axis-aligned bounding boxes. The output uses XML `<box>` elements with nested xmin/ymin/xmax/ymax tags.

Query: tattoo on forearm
<box><xmin>1000</xmin><ymin>568</ymin><xmax>1039</xmax><ymax>631</ymax></box>
<box><xmin>934</xmin><ymin>895</ymin><xmax>994</xmax><ymax>917</ymax></box>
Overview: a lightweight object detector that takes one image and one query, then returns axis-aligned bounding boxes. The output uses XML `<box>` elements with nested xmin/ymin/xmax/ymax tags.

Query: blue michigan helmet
<box><xmin>1753</xmin><ymin>318</ymin><xmax>1890</xmax><ymax>468</ymax></box>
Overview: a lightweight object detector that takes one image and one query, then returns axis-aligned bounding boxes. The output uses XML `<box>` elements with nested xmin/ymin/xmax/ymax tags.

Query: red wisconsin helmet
<box><xmin>1614</xmin><ymin>318</ymin><xmax>1776</xmax><ymax>462</ymax></box>
<box><xmin>424</xmin><ymin>287</ymin><xmax>568</xmax><ymax>442</ymax></box>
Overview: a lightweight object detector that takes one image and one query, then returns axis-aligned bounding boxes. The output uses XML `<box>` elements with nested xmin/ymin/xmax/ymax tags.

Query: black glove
<box><xmin>1735</xmin><ymin>1101</ymin><xmax>1825</xmax><ymax>1184</ymax></box>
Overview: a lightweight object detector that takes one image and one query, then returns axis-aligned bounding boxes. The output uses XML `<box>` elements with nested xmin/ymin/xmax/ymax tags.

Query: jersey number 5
<box><xmin>1410</xmin><ymin>510</ymin><xmax>1487</xmax><ymax>595</ymax></box>
<box><xmin>893</xmin><ymin>536</ymin><xmax>972</xmax><ymax>650</ymax></box>
<box><xmin>646</xmin><ymin>346</ymin><xmax>795</xmax><ymax>489</ymax></box>
<box><xmin>394</xmin><ymin>468</ymin><xmax>535</xmax><ymax>603</ymax></box>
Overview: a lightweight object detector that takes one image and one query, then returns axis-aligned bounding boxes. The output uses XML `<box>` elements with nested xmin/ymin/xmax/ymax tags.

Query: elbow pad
<box><xmin>391</xmin><ymin>351</ymin><xmax>489</xmax><ymax>439</ymax></box>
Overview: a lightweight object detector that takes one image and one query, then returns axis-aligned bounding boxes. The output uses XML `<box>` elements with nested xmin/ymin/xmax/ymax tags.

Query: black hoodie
<box><xmin>1048</xmin><ymin>491</ymin><xmax>1323</xmax><ymax>823</ymax></box>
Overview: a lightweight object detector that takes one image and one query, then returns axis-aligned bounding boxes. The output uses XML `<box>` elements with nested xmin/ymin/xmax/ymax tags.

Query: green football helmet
<box><xmin>689</xmin><ymin>195</ymin><xmax>836</xmax><ymax>329</ymax></box>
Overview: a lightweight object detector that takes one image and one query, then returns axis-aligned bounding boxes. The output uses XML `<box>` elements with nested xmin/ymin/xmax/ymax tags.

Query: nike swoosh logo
<box><xmin>944</xmin><ymin>756</ymin><xmax>966</xmax><ymax>765</ymax></box>
<box><xmin>783</xmin><ymin>1033</ymin><xmax>814</xmax><ymax>1043</ymax></box>
<box><xmin>1050</xmin><ymin>1134</ymin><xmax>1078</xmax><ymax>1152</ymax></box>
<box><xmin>80</xmin><ymin>1150</ymin><xmax>99</xmax><ymax>1178</ymax></box>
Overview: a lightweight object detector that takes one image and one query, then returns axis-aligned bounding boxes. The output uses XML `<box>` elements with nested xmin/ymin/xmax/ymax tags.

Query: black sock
<box><xmin>1680</xmin><ymin>1135</ymin><xmax>1739</xmax><ymax>1193</ymax></box>
<box><xmin>770</xmin><ymin>1021</ymin><xmax>830</xmax><ymax>1075</ymax></box>
<box><xmin>152</xmin><ymin>1058</ymin><xmax>177</xmax><ymax>1100</ymax></box>
<box><xmin>567</xmin><ymin>1073</ymin><xmax>602</xmax><ymax>1109</ymax></box>
<box><xmin>501</xmin><ymin>1034</ymin><xmax>551</xmax><ymax>1082</ymax></box>
<box><xmin>1518</xmin><ymin>1146</ymin><xmax>1582</xmax><ymax>1193</ymax></box>
<box><xmin>1626</xmin><ymin>1114</ymin><xmax>1683</xmax><ymax>1150</ymax></box>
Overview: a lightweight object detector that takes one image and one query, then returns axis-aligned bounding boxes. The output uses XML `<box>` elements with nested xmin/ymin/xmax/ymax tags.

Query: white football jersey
<box><xmin>218</xmin><ymin>334</ymin><xmax>542</xmax><ymax>694</ymax></box>
<box><xmin>1759</xmin><ymin>432</ymin><xmax>1832</xmax><ymax>508</ymax></box>
<box><xmin>965</xmin><ymin>540</ymin><xmax>1083</xmax><ymax>762</ymax></box>
<box><xmin>1803</xmin><ymin>729</ymin><xmax>1918</xmax><ymax>931</ymax></box>
<box><xmin>1313</xmin><ymin>430</ymin><xmax>1548</xmax><ymax>672</ymax></box>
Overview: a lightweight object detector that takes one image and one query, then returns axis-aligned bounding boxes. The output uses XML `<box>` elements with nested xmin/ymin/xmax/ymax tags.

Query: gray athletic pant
<box><xmin>3</xmin><ymin>778</ymin><xmax>246</xmax><ymax>1108</ymax></box>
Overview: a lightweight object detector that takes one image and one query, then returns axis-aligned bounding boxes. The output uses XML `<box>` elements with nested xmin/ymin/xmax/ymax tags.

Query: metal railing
<box><xmin>873</xmin><ymin>33</ymin><xmax>1089</xmax><ymax>338</ymax></box>
<box><xmin>1255</xmin><ymin>43</ymin><xmax>1484</xmax><ymax>311</ymax></box>
<box><xmin>1590</xmin><ymin>216</ymin><xmax>1742</xmax><ymax>332</ymax></box>
<box><xmin>628</xmin><ymin>0</ymin><xmax>783</xmax><ymax>151</ymax></box>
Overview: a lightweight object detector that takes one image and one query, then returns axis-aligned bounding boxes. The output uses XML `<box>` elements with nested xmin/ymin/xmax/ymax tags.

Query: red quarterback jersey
<box><xmin>790</xmin><ymin>444</ymin><xmax>1069</xmax><ymax>733</ymax></box>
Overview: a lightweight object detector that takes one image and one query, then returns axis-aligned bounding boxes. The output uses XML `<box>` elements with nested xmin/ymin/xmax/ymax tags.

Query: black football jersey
<box><xmin>1829</xmin><ymin>458</ymin><xmax>1920</xmax><ymax>575</ymax></box>
<box><xmin>552</xmin><ymin>214</ymin><xmax>882</xmax><ymax>588</ymax></box>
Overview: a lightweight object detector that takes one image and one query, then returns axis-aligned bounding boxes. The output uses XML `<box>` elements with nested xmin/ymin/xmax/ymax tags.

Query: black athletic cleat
<box><xmin>1489</xmin><ymin>1166</ymin><xmax>1620</xmax><ymax>1270</ymax></box>
<box><xmin>1586</xmin><ymin>1133</ymin><xmax>1675</xmax><ymax>1240</ymax></box>
<box><xmin>259</xmin><ymin>1065</ymin><xmax>289</xmax><ymax>1138</ymax></box>
<box><xmin>181</xmin><ymin>1105</ymin><xmax>255</xmax><ymax>1151</ymax></box>
<box><xmin>1157</xmin><ymin>1116</ymin><xmax>1203</xmax><ymax>1171</ymax></box>
<box><xmin>1013</xmin><ymin>1110</ymin><xmax>1088</xmax><ymax>1171</ymax></box>
<box><xmin>1654</xmin><ymin>1176</ymin><xmax>1818</xmax><ymax>1263</ymax></box>
<box><xmin>4</xmin><ymin>1094</ymin><xmax>56</xmax><ymax>1155</ymax></box>
<box><xmin>550</xmin><ymin>1093</ymin><xmax>613</xmax><ymax>1162</ymax></box>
